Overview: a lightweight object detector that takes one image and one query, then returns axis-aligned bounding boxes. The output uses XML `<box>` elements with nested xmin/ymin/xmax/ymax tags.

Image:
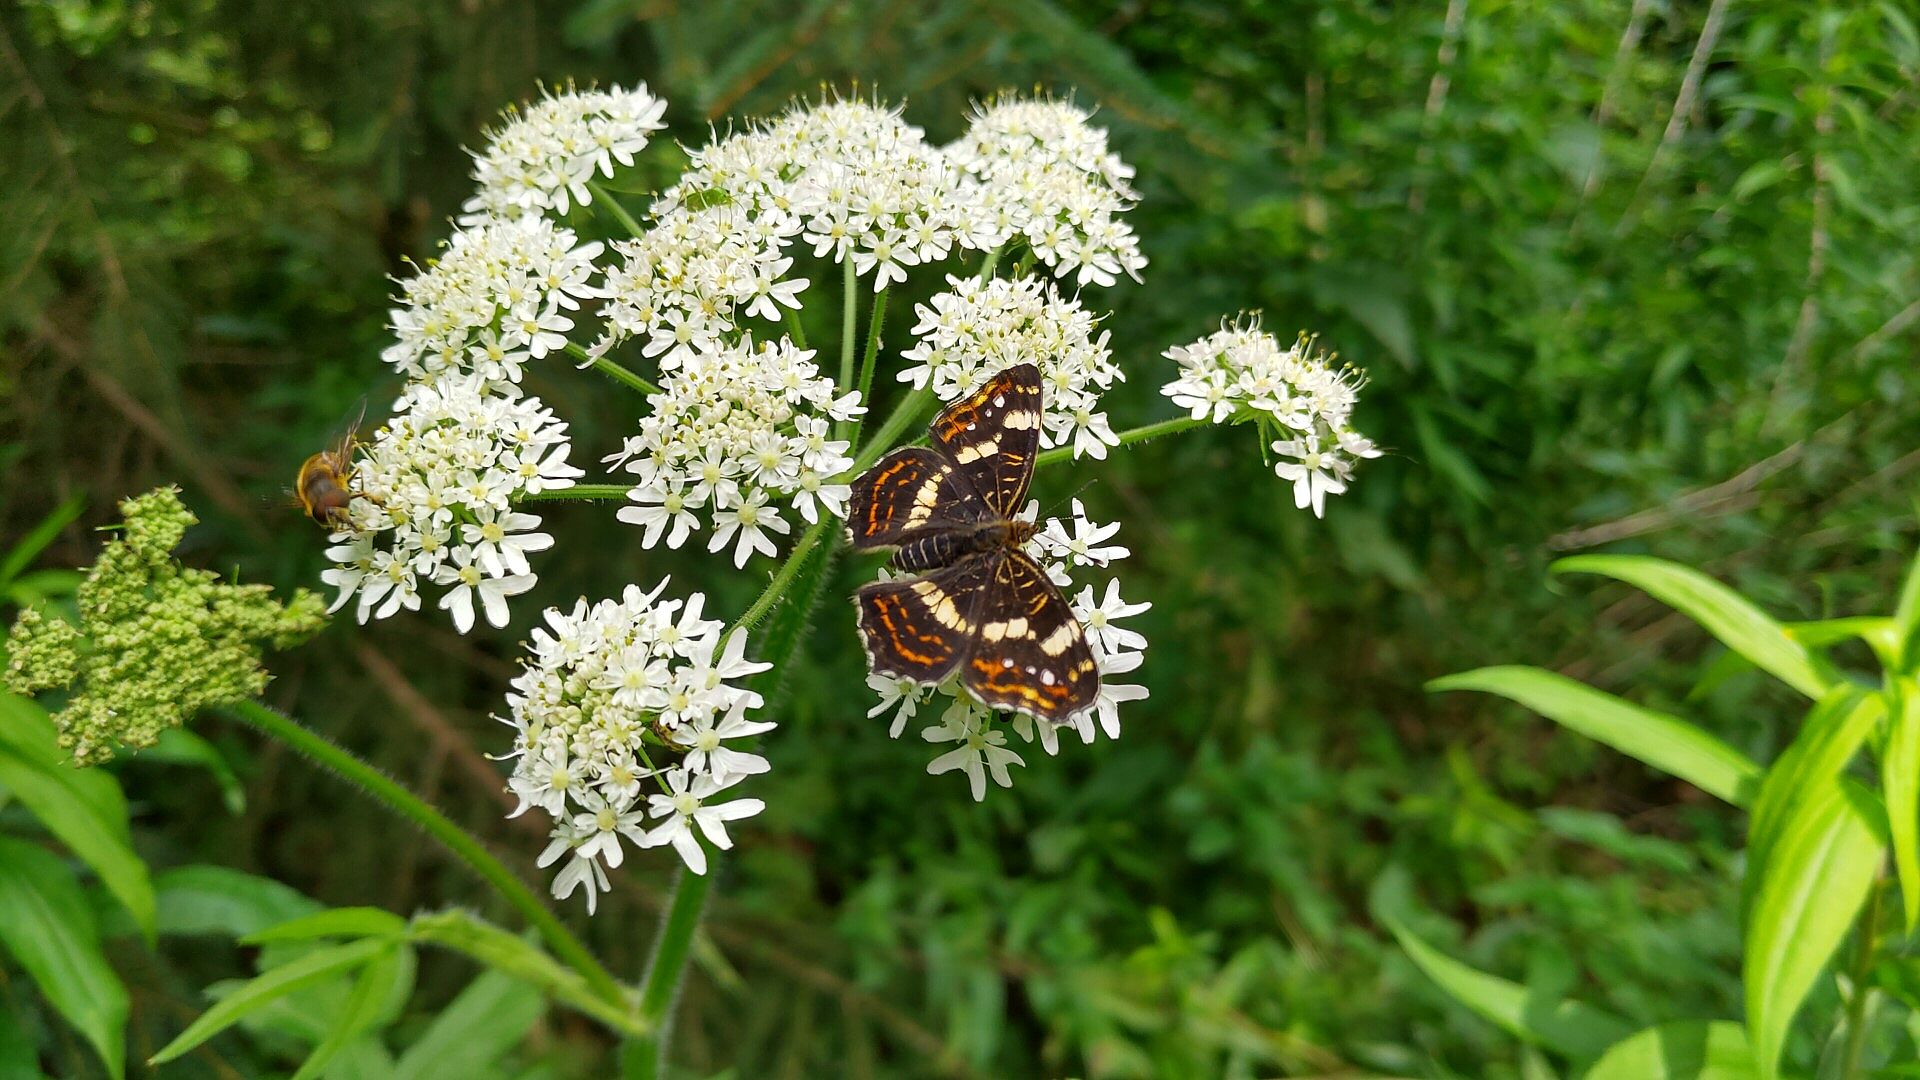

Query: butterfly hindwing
<box><xmin>854</xmin><ymin>556</ymin><xmax>995</xmax><ymax>684</ymax></box>
<box><xmin>959</xmin><ymin>549</ymin><xmax>1099</xmax><ymax>721</ymax></box>
<box><xmin>930</xmin><ymin>363</ymin><xmax>1044</xmax><ymax>519</ymax></box>
<box><xmin>846</xmin><ymin>446</ymin><xmax>992</xmax><ymax>550</ymax></box>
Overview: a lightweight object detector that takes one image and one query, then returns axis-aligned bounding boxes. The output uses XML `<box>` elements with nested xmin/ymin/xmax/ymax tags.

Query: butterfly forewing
<box><xmin>959</xmin><ymin>549</ymin><xmax>1099</xmax><ymax>720</ymax></box>
<box><xmin>846</xmin><ymin>447</ymin><xmax>992</xmax><ymax>550</ymax></box>
<box><xmin>930</xmin><ymin>364</ymin><xmax>1044</xmax><ymax>519</ymax></box>
<box><xmin>854</xmin><ymin>556</ymin><xmax>994</xmax><ymax>683</ymax></box>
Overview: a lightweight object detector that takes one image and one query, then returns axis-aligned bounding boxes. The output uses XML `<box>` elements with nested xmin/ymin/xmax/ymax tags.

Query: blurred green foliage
<box><xmin>2</xmin><ymin>0</ymin><xmax>1917</xmax><ymax>1076</ymax></box>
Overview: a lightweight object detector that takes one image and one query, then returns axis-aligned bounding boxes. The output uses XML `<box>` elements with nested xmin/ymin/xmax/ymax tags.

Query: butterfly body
<box><xmin>847</xmin><ymin>364</ymin><xmax>1099</xmax><ymax>723</ymax></box>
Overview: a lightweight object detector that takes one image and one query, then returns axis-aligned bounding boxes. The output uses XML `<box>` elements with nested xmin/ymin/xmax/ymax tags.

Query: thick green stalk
<box><xmin>848</xmin><ymin>288</ymin><xmax>889</xmax><ymax>445</ymax></box>
<box><xmin>520</xmin><ymin>484</ymin><xmax>631</xmax><ymax>503</ymax></box>
<box><xmin>836</xmin><ymin>260</ymin><xmax>859</xmax><ymax>439</ymax></box>
<box><xmin>565</xmin><ymin>343</ymin><xmax>661</xmax><ymax>397</ymax></box>
<box><xmin>734</xmin><ymin>520</ymin><xmax>831</xmax><ymax>634</ymax></box>
<box><xmin>221</xmin><ymin>701</ymin><xmax>629</xmax><ymax>1009</ymax></box>
<box><xmin>621</xmin><ymin>866</ymin><xmax>715</xmax><ymax>1079</ymax></box>
<box><xmin>1036</xmin><ymin>415</ymin><xmax>1205</xmax><ymax>469</ymax></box>
<box><xmin>848</xmin><ymin>386</ymin><xmax>934</xmax><ymax>475</ymax></box>
<box><xmin>784</xmin><ymin>307</ymin><xmax>809</xmax><ymax>350</ymax></box>
<box><xmin>587</xmin><ymin>180</ymin><xmax>646</xmax><ymax>238</ymax></box>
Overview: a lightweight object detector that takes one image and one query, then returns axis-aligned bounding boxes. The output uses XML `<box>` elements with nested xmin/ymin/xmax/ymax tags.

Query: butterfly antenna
<box><xmin>1039</xmin><ymin>478</ymin><xmax>1100</xmax><ymax>520</ymax></box>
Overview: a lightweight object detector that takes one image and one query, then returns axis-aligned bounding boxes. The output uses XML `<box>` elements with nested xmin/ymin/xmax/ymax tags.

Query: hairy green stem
<box><xmin>847</xmin><ymin>288</ymin><xmax>889</xmax><ymax>446</ymax></box>
<box><xmin>565</xmin><ymin>343</ymin><xmax>661</xmax><ymax>397</ymax></box>
<box><xmin>784</xmin><ymin>307</ymin><xmax>809</xmax><ymax>351</ymax></box>
<box><xmin>587</xmin><ymin>180</ymin><xmax>646</xmax><ymax>239</ymax></box>
<box><xmin>734</xmin><ymin>520</ymin><xmax>832</xmax><ymax>634</ymax></box>
<box><xmin>519</xmin><ymin>484</ymin><xmax>630</xmax><ymax>503</ymax></box>
<box><xmin>622</xmin><ymin>866</ymin><xmax>715</xmax><ymax>1079</ymax></box>
<box><xmin>221</xmin><ymin>701</ymin><xmax>630</xmax><ymax>1009</ymax></box>
<box><xmin>836</xmin><ymin>260</ymin><xmax>859</xmax><ymax>440</ymax></box>
<box><xmin>1036</xmin><ymin>415</ymin><xmax>1204</xmax><ymax>469</ymax></box>
<box><xmin>848</xmin><ymin>387</ymin><xmax>934</xmax><ymax>475</ymax></box>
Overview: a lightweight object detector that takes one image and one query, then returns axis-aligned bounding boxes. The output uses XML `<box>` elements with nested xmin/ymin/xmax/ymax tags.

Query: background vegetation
<box><xmin>3</xmin><ymin>0</ymin><xmax>1918</xmax><ymax>1075</ymax></box>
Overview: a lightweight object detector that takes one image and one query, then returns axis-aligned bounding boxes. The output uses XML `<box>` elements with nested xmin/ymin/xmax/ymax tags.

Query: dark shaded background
<box><xmin>3</xmin><ymin>0</ymin><xmax>1917</xmax><ymax>1075</ymax></box>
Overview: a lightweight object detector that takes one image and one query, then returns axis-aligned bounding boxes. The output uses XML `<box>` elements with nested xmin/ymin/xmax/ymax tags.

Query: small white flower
<box><xmin>675</xmin><ymin>706</ymin><xmax>775</xmax><ymax>784</ymax></box>
<box><xmin>642</xmin><ymin>768</ymin><xmax>766</xmax><ymax>875</ymax></box>
<box><xmin>1035</xmin><ymin>500</ymin><xmax>1130</xmax><ymax>567</ymax></box>
<box><xmin>867</xmin><ymin>673</ymin><xmax>926</xmax><ymax>738</ymax></box>
<box><xmin>461</xmin><ymin>83</ymin><xmax>668</xmax><ymax>222</ymax></box>
<box><xmin>923</xmin><ymin>701</ymin><xmax>1024</xmax><ymax>801</ymax></box>
<box><xmin>433</xmin><ymin>548</ymin><xmax>535</xmax><ymax>633</ymax></box>
<box><xmin>1074</xmin><ymin>579</ymin><xmax>1151</xmax><ymax>656</ymax></box>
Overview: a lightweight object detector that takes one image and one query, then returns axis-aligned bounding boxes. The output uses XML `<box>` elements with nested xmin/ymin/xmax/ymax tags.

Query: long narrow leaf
<box><xmin>0</xmin><ymin>493</ymin><xmax>85</xmax><ymax>588</ymax></box>
<box><xmin>0</xmin><ymin>837</ymin><xmax>128</xmax><ymax>1080</ymax></box>
<box><xmin>149</xmin><ymin>937</ymin><xmax>389</xmax><ymax>1064</ymax></box>
<box><xmin>1553</xmin><ymin>556</ymin><xmax>1832</xmax><ymax>699</ymax></box>
<box><xmin>154</xmin><ymin>865</ymin><xmax>321</xmax><ymax>938</ymax></box>
<box><xmin>291</xmin><ymin>944</ymin><xmax>409</xmax><ymax>1080</ymax></box>
<box><xmin>0</xmin><ymin>744</ymin><xmax>155</xmax><ymax>943</ymax></box>
<box><xmin>392</xmin><ymin>969</ymin><xmax>545</xmax><ymax>1080</ymax></box>
<box><xmin>1887</xmin><ymin>679</ymin><xmax>1920</xmax><ymax>930</ymax></box>
<box><xmin>1743</xmin><ymin>779</ymin><xmax>1885</xmax><ymax>1080</ymax></box>
<box><xmin>1744</xmin><ymin>688</ymin><xmax>1881</xmax><ymax>927</ymax></box>
<box><xmin>1428</xmin><ymin>666</ymin><xmax>1761</xmax><ymax>806</ymax></box>
<box><xmin>1584</xmin><ymin>1020</ymin><xmax>1757</xmax><ymax>1079</ymax></box>
<box><xmin>1386</xmin><ymin>916</ymin><xmax>1631</xmax><ymax>1059</ymax></box>
<box><xmin>1895</xmin><ymin>543</ymin><xmax>1920</xmax><ymax>673</ymax></box>
<box><xmin>407</xmin><ymin>910</ymin><xmax>637</xmax><ymax>1033</ymax></box>
<box><xmin>245</xmin><ymin>907</ymin><xmax>410</xmax><ymax>945</ymax></box>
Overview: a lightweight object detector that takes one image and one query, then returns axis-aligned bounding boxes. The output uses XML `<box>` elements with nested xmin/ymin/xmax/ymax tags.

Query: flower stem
<box><xmin>221</xmin><ymin>700</ymin><xmax>630</xmax><ymax>1009</ymax></box>
<box><xmin>836</xmin><ymin>260</ymin><xmax>858</xmax><ymax>440</ymax></box>
<box><xmin>733</xmin><ymin>520</ymin><xmax>831</xmax><ymax>634</ymax></box>
<box><xmin>519</xmin><ymin>484</ymin><xmax>630</xmax><ymax>503</ymax></box>
<box><xmin>784</xmin><ymin>307</ymin><xmax>809</xmax><ymax>351</ymax></box>
<box><xmin>566</xmin><ymin>343</ymin><xmax>661</xmax><ymax>397</ymax></box>
<box><xmin>1037</xmin><ymin>415</ymin><xmax>1204</xmax><ymax>469</ymax></box>
<box><xmin>847</xmin><ymin>386</ymin><xmax>934</xmax><ymax>476</ymax></box>
<box><xmin>587</xmin><ymin>180</ymin><xmax>646</xmax><ymax>239</ymax></box>
<box><xmin>847</xmin><ymin>288</ymin><xmax>889</xmax><ymax>446</ymax></box>
<box><xmin>621</xmin><ymin>864</ymin><xmax>715</xmax><ymax>1079</ymax></box>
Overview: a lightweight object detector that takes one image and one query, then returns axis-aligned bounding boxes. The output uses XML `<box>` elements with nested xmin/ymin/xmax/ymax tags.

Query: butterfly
<box><xmin>847</xmin><ymin>363</ymin><xmax>1099</xmax><ymax>723</ymax></box>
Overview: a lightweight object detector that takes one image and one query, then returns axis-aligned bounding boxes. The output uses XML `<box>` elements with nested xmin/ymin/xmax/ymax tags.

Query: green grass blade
<box><xmin>1886</xmin><ymin>678</ymin><xmax>1920</xmax><ymax>930</ymax></box>
<box><xmin>0</xmin><ymin>837</ymin><xmax>129</xmax><ymax>1080</ymax></box>
<box><xmin>1584</xmin><ymin>1020</ymin><xmax>1757</xmax><ymax>1079</ymax></box>
<box><xmin>149</xmin><ymin>937</ymin><xmax>389</xmax><ymax>1065</ymax></box>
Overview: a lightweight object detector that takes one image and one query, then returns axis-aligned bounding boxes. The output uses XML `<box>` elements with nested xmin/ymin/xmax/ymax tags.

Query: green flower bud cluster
<box><xmin>4</xmin><ymin>487</ymin><xmax>328</xmax><ymax>765</ymax></box>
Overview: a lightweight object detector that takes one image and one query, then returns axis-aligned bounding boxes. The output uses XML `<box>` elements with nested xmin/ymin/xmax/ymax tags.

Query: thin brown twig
<box><xmin>351</xmin><ymin>639</ymin><xmax>523</xmax><ymax>820</ymax></box>
<box><xmin>1614</xmin><ymin>0</ymin><xmax>1731</xmax><ymax>239</ymax></box>
<box><xmin>1578</xmin><ymin>0</ymin><xmax>1653</xmax><ymax>202</ymax></box>
<box><xmin>1408</xmin><ymin>0</ymin><xmax>1470</xmax><ymax>214</ymax></box>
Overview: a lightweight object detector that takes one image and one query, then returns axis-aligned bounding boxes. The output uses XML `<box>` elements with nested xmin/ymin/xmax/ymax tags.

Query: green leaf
<box><xmin>134</xmin><ymin>728</ymin><xmax>246</xmax><ymax>814</ymax></box>
<box><xmin>1896</xmin><ymin>543</ymin><xmax>1920</xmax><ymax>673</ymax></box>
<box><xmin>0</xmin><ymin>743</ymin><xmax>155</xmax><ymax>943</ymax></box>
<box><xmin>0</xmin><ymin>694</ymin><xmax>130</xmax><ymax>830</ymax></box>
<box><xmin>392</xmin><ymin>969</ymin><xmax>545</xmax><ymax>1080</ymax></box>
<box><xmin>0</xmin><ymin>493</ymin><xmax>85</xmax><ymax>589</ymax></box>
<box><xmin>1584</xmin><ymin>1021</ymin><xmax>1757</xmax><ymax>1079</ymax></box>
<box><xmin>154</xmin><ymin>864</ymin><xmax>322</xmax><ymax>938</ymax></box>
<box><xmin>1743</xmin><ymin>779</ymin><xmax>1884</xmax><ymax>1080</ymax></box>
<box><xmin>149</xmin><ymin>936</ymin><xmax>390</xmax><ymax>1065</ymax></box>
<box><xmin>0</xmin><ymin>837</ymin><xmax>129</xmax><ymax>1080</ymax></box>
<box><xmin>1428</xmin><ymin>667</ymin><xmax>1762</xmax><ymax>806</ymax></box>
<box><xmin>1886</xmin><ymin>679</ymin><xmax>1920</xmax><ymax>930</ymax></box>
<box><xmin>407</xmin><ymin>910</ymin><xmax>636</xmax><ymax>1033</ymax></box>
<box><xmin>1385</xmin><ymin>915</ymin><xmax>1632</xmax><ymax>1060</ymax></box>
<box><xmin>292</xmin><ymin>944</ymin><xmax>410</xmax><ymax>1080</ymax></box>
<box><xmin>1553</xmin><ymin>556</ymin><xmax>1833</xmax><ymax>699</ymax></box>
<box><xmin>1744</xmin><ymin>689</ymin><xmax>1881</xmax><ymax>927</ymax></box>
<box><xmin>246</xmin><ymin>907</ymin><xmax>410</xmax><ymax>945</ymax></box>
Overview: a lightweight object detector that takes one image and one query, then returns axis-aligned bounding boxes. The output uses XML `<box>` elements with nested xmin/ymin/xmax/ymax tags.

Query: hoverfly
<box><xmin>295</xmin><ymin>404</ymin><xmax>367</xmax><ymax>531</ymax></box>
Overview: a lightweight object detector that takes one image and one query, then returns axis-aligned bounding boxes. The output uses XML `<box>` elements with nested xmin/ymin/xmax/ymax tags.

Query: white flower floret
<box><xmin>923</xmin><ymin>700</ymin><xmax>1025</xmax><ymax>801</ymax></box>
<box><xmin>641</xmin><ymin>767</ymin><xmax>766</xmax><ymax>876</ymax></box>
<box><xmin>461</xmin><ymin>83</ymin><xmax>668</xmax><ymax>222</ymax></box>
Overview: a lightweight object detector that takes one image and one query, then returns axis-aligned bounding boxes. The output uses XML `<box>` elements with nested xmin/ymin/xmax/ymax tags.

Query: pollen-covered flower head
<box><xmin>383</xmin><ymin>216</ymin><xmax>604</xmax><ymax>385</ymax></box>
<box><xmin>659</xmin><ymin>95</ymin><xmax>978</xmax><ymax>291</ymax></box>
<box><xmin>460</xmin><ymin>82</ymin><xmax>668</xmax><ymax>223</ymax></box>
<box><xmin>1162</xmin><ymin>319</ymin><xmax>1379</xmax><ymax>517</ymax></box>
<box><xmin>591</xmin><ymin>201</ymin><xmax>808</xmax><ymax>366</ymax></box>
<box><xmin>609</xmin><ymin>335</ymin><xmax>863</xmax><ymax>566</ymax></box>
<box><xmin>501</xmin><ymin>582</ymin><xmax>773</xmax><ymax>906</ymax></box>
<box><xmin>4</xmin><ymin>487</ymin><xmax>327</xmax><ymax>765</ymax></box>
<box><xmin>898</xmin><ymin>275</ymin><xmax>1125</xmax><ymax>459</ymax></box>
<box><xmin>321</xmin><ymin>374</ymin><xmax>581</xmax><ymax>632</ymax></box>
<box><xmin>946</xmin><ymin>96</ymin><xmax>1147</xmax><ymax>287</ymax></box>
<box><xmin>865</xmin><ymin>500</ymin><xmax>1149</xmax><ymax>799</ymax></box>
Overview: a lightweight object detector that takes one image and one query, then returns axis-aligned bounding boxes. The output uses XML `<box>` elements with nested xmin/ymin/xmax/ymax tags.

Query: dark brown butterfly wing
<box><xmin>929</xmin><ymin>363</ymin><xmax>1043</xmax><ymax>520</ymax></box>
<box><xmin>846</xmin><ymin>447</ymin><xmax>993</xmax><ymax>551</ymax></box>
<box><xmin>854</xmin><ymin>555</ymin><xmax>996</xmax><ymax>684</ymax></box>
<box><xmin>959</xmin><ymin>549</ymin><xmax>1099</xmax><ymax>722</ymax></box>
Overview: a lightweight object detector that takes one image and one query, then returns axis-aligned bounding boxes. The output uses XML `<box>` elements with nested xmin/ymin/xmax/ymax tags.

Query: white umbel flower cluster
<box><xmin>382</xmin><ymin>216</ymin><xmax>605</xmax><ymax>385</ymax></box>
<box><xmin>898</xmin><ymin>275</ymin><xmax>1124</xmax><ymax>459</ymax></box>
<box><xmin>320</xmin><ymin>373</ymin><xmax>582</xmax><ymax>632</ymax></box>
<box><xmin>591</xmin><ymin>201</ymin><xmax>807</xmax><ymax>366</ymax></box>
<box><xmin>500</xmin><ymin>581</ymin><xmax>773</xmax><ymax>908</ymax></box>
<box><xmin>607</xmin><ymin>336</ymin><xmax>864</xmax><ymax>566</ymax></box>
<box><xmin>1162</xmin><ymin>321</ymin><xmax>1380</xmax><ymax>516</ymax></box>
<box><xmin>657</xmin><ymin>97</ymin><xmax>979</xmax><ymax>290</ymax></box>
<box><xmin>866</xmin><ymin>501</ymin><xmax>1149</xmax><ymax>800</ymax></box>
<box><xmin>946</xmin><ymin>97</ymin><xmax>1147</xmax><ymax>287</ymax></box>
<box><xmin>460</xmin><ymin>83</ymin><xmax>668</xmax><ymax>223</ymax></box>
